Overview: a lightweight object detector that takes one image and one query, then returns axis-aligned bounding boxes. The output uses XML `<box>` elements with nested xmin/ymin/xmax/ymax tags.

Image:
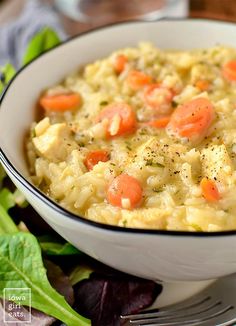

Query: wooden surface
<box><xmin>0</xmin><ymin>0</ymin><xmax>236</xmax><ymax>35</ymax></box>
<box><xmin>190</xmin><ymin>0</ymin><xmax>236</xmax><ymax>22</ymax></box>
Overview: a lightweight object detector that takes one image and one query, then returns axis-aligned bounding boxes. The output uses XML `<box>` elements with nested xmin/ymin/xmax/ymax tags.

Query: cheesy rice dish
<box><xmin>27</xmin><ymin>43</ymin><xmax>236</xmax><ymax>231</ymax></box>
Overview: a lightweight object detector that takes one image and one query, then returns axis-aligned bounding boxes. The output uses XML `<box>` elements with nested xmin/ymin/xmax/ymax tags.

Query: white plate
<box><xmin>155</xmin><ymin>279</ymin><xmax>215</xmax><ymax>308</ymax></box>
<box><xmin>124</xmin><ymin>275</ymin><xmax>236</xmax><ymax>325</ymax></box>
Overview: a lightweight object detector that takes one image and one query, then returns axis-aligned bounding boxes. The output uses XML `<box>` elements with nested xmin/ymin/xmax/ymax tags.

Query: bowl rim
<box><xmin>1</xmin><ymin>17</ymin><xmax>236</xmax><ymax>238</ymax></box>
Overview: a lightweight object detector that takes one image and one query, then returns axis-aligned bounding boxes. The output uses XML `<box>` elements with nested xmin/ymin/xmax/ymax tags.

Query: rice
<box><xmin>27</xmin><ymin>42</ymin><xmax>236</xmax><ymax>231</ymax></box>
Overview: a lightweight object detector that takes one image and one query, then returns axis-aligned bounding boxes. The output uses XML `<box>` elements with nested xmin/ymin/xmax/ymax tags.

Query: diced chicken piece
<box><xmin>33</xmin><ymin>122</ymin><xmax>77</xmax><ymax>162</ymax></box>
<box><xmin>124</xmin><ymin>138</ymin><xmax>164</xmax><ymax>180</ymax></box>
<box><xmin>124</xmin><ymin>137</ymin><xmax>185</xmax><ymax>182</ymax></box>
<box><xmin>134</xmin><ymin>138</ymin><xmax>165</xmax><ymax>167</ymax></box>
<box><xmin>34</xmin><ymin>117</ymin><xmax>50</xmax><ymax>136</ymax></box>
<box><xmin>133</xmin><ymin>137</ymin><xmax>185</xmax><ymax>167</ymax></box>
<box><xmin>200</xmin><ymin>144</ymin><xmax>233</xmax><ymax>184</ymax></box>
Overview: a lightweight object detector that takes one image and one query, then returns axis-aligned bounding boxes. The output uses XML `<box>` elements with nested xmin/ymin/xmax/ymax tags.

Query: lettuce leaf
<box><xmin>0</xmin><ymin>188</ymin><xmax>23</xmax><ymax>234</ymax></box>
<box><xmin>0</xmin><ymin>166</ymin><xmax>5</xmax><ymax>187</ymax></box>
<box><xmin>0</xmin><ymin>188</ymin><xmax>15</xmax><ymax>211</ymax></box>
<box><xmin>38</xmin><ymin>235</ymin><xmax>82</xmax><ymax>256</ymax></box>
<box><xmin>0</xmin><ymin>260</ymin><xmax>74</xmax><ymax>326</ymax></box>
<box><xmin>70</xmin><ymin>265</ymin><xmax>93</xmax><ymax>286</ymax></box>
<box><xmin>0</xmin><ymin>63</ymin><xmax>16</xmax><ymax>93</ymax></box>
<box><xmin>74</xmin><ymin>267</ymin><xmax>162</xmax><ymax>326</ymax></box>
<box><xmin>0</xmin><ymin>204</ymin><xmax>18</xmax><ymax>235</ymax></box>
<box><xmin>23</xmin><ymin>27</ymin><xmax>61</xmax><ymax>65</ymax></box>
<box><xmin>40</xmin><ymin>241</ymin><xmax>81</xmax><ymax>256</ymax></box>
<box><xmin>0</xmin><ymin>232</ymin><xmax>90</xmax><ymax>326</ymax></box>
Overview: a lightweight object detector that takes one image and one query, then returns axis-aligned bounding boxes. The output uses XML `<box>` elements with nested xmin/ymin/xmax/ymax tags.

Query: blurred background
<box><xmin>0</xmin><ymin>0</ymin><xmax>236</xmax><ymax>69</ymax></box>
<box><xmin>0</xmin><ymin>0</ymin><xmax>236</xmax><ymax>36</ymax></box>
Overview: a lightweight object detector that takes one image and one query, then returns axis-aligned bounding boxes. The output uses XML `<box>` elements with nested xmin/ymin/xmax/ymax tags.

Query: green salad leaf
<box><xmin>0</xmin><ymin>188</ymin><xmax>18</xmax><ymax>235</ymax></box>
<box><xmin>38</xmin><ymin>235</ymin><xmax>82</xmax><ymax>256</ymax></box>
<box><xmin>0</xmin><ymin>188</ymin><xmax>15</xmax><ymax>211</ymax></box>
<box><xmin>70</xmin><ymin>265</ymin><xmax>93</xmax><ymax>286</ymax></box>
<box><xmin>0</xmin><ymin>187</ymin><xmax>27</xmax><ymax>235</ymax></box>
<box><xmin>0</xmin><ymin>166</ymin><xmax>5</xmax><ymax>186</ymax></box>
<box><xmin>0</xmin><ymin>63</ymin><xmax>16</xmax><ymax>94</ymax></box>
<box><xmin>1</xmin><ymin>63</ymin><xmax>16</xmax><ymax>83</ymax></box>
<box><xmin>0</xmin><ymin>187</ymin><xmax>27</xmax><ymax>211</ymax></box>
<box><xmin>40</xmin><ymin>241</ymin><xmax>81</xmax><ymax>256</ymax></box>
<box><xmin>0</xmin><ymin>172</ymin><xmax>18</xmax><ymax>234</ymax></box>
<box><xmin>12</xmin><ymin>188</ymin><xmax>28</xmax><ymax>208</ymax></box>
<box><xmin>0</xmin><ymin>204</ymin><xmax>18</xmax><ymax>235</ymax></box>
<box><xmin>0</xmin><ymin>232</ymin><xmax>90</xmax><ymax>326</ymax></box>
<box><xmin>23</xmin><ymin>27</ymin><xmax>61</xmax><ymax>65</ymax></box>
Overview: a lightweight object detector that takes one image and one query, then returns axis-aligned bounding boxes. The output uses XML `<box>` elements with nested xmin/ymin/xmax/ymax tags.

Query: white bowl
<box><xmin>1</xmin><ymin>19</ymin><xmax>236</xmax><ymax>283</ymax></box>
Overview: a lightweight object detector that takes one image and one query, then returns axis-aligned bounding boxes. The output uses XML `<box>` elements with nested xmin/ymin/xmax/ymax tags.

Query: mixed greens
<box><xmin>0</xmin><ymin>233</ymin><xmax>89</xmax><ymax>326</ymax></box>
<box><xmin>0</xmin><ymin>28</ymin><xmax>161</xmax><ymax>325</ymax></box>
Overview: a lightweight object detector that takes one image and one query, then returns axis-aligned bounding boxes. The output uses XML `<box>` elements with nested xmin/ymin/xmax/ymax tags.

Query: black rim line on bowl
<box><xmin>1</xmin><ymin>18</ymin><xmax>236</xmax><ymax>237</ymax></box>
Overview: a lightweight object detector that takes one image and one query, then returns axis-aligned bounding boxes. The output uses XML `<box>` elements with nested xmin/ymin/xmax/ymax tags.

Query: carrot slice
<box><xmin>222</xmin><ymin>60</ymin><xmax>236</xmax><ymax>81</ymax></box>
<box><xmin>84</xmin><ymin>150</ymin><xmax>109</xmax><ymax>171</ymax></box>
<box><xmin>113</xmin><ymin>54</ymin><xmax>128</xmax><ymax>74</ymax></box>
<box><xmin>97</xmin><ymin>103</ymin><xmax>136</xmax><ymax>137</ymax></box>
<box><xmin>143</xmin><ymin>83</ymin><xmax>174</xmax><ymax>114</ymax></box>
<box><xmin>40</xmin><ymin>93</ymin><xmax>81</xmax><ymax>112</ymax></box>
<box><xmin>126</xmin><ymin>70</ymin><xmax>152</xmax><ymax>90</ymax></box>
<box><xmin>200</xmin><ymin>177</ymin><xmax>220</xmax><ymax>202</ymax></box>
<box><xmin>167</xmin><ymin>97</ymin><xmax>214</xmax><ymax>141</ymax></box>
<box><xmin>195</xmin><ymin>80</ymin><xmax>210</xmax><ymax>91</ymax></box>
<box><xmin>107</xmin><ymin>174</ymin><xmax>143</xmax><ymax>209</ymax></box>
<box><xmin>145</xmin><ymin>116</ymin><xmax>171</xmax><ymax>128</ymax></box>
